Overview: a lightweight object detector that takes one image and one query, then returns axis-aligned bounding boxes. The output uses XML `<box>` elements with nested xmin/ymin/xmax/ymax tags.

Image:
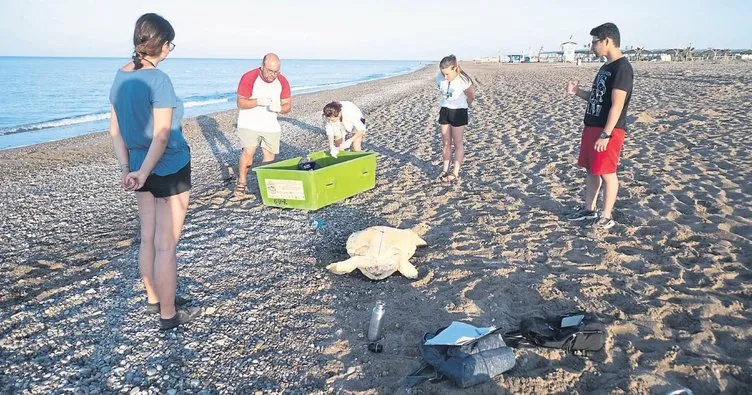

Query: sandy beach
<box><xmin>1</xmin><ymin>61</ymin><xmax>750</xmax><ymax>394</ymax></box>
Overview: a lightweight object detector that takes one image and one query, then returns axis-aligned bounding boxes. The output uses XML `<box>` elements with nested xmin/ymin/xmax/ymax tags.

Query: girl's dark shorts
<box><xmin>137</xmin><ymin>162</ymin><xmax>191</xmax><ymax>198</ymax></box>
<box><xmin>438</xmin><ymin>107</ymin><xmax>468</xmax><ymax>127</ymax></box>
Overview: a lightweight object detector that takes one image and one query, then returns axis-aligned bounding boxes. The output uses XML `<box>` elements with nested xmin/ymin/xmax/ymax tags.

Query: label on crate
<box><xmin>265</xmin><ymin>179</ymin><xmax>306</xmax><ymax>200</ymax></box>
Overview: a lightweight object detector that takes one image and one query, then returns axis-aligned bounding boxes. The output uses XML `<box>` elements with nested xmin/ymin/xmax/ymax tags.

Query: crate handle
<box><xmin>361</xmin><ymin>171</ymin><xmax>370</xmax><ymax>176</ymax></box>
<box><xmin>326</xmin><ymin>182</ymin><xmax>335</xmax><ymax>188</ymax></box>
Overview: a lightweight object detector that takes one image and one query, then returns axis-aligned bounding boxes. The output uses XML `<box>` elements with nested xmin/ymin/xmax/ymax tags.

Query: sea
<box><xmin>0</xmin><ymin>57</ymin><xmax>428</xmax><ymax>150</ymax></box>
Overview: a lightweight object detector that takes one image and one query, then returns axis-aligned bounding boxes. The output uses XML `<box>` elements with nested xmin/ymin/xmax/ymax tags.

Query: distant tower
<box><xmin>561</xmin><ymin>34</ymin><xmax>577</xmax><ymax>63</ymax></box>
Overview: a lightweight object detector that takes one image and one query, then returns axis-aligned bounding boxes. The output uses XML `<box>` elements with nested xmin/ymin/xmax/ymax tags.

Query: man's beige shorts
<box><xmin>237</xmin><ymin>128</ymin><xmax>280</xmax><ymax>154</ymax></box>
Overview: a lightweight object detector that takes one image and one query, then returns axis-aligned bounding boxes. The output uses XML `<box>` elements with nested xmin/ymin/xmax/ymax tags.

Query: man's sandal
<box><xmin>234</xmin><ymin>182</ymin><xmax>247</xmax><ymax>197</ymax></box>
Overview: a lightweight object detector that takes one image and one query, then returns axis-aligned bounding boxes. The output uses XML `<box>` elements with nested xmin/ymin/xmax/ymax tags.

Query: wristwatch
<box><xmin>599</xmin><ymin>131</ymin><xmax>612</xmax><ymax>139</ymax></box>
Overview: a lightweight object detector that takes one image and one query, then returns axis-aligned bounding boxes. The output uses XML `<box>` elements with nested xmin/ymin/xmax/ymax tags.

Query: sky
<box><xmin>1</xmin><ymin>0</ymin><xmax>750</xmax><ymax>60</ymax></box>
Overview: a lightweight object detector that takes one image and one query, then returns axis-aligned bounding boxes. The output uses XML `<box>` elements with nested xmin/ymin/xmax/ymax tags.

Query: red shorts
<box><xmin>577</xmin><ymin>126</ymin><xmax>625</xmax><ymax>175</ymax></box>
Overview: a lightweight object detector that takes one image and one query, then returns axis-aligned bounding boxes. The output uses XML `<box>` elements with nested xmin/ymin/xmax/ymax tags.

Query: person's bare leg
<box><xmin>261</xmin><ymin>147</ymin><xmax>275</xmax><ymax>164</ymax></box>
<box><xmin>238</xmin><ymin>146</ymin><xmax>257</xmax><ymax>186</ymax></box>
<box><xmin>350</xmin><ymin>131</ymin><xmax>365</xmax><ymax>151</ymax></box>
<box><xmin>600</xmin><ymin>173</ymin><xmax>619</xmax><ymax>218</ymax></box>
<box><xmin>440</xmin><ymin>124</ymin><xmax>451</xmax><ymax>174</ymax></box>
<box><xmin>136</xmin><ymin>192</ymin><xmax>158</xmax><ymax>304</ymax></box>
<box><xmin>154</xmin><ymin>191</ymin><xmax>190</xmax><ymax>319</ymax></box>
<box><xmin>585</xmin><ymin>173</ymin><xmax>602</xmax><ymax>211</ymax></box>
<box><xmin>450</xmin><ymin>125</ymin><xmax>465</xmax><ymax>177</ymax></box>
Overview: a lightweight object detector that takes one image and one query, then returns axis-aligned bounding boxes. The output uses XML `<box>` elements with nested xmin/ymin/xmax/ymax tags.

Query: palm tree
<box><xmin>671</xmin><ymin>48</ymin><xmax>681</xmax><ymax>61</ymax></box>
<box><xmin>635</xmin><ymin>47</ymin><xmax>645</xmax><ymax>61</ymax></box>
<box><xmin>538</xmin><ymin>46</ymin><xmax>544</xmax><ymax>63</ymax></box>
<box><xmin>682</xmin><ymin>45</ymin><xmax>694</xmax><ymax>61</ymax></box>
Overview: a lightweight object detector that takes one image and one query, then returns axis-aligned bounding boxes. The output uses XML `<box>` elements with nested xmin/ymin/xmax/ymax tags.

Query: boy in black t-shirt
<box><xmin>565</xmin><ymin>22</ymin><xmax>634</xmax><ymax>230</ymax></box>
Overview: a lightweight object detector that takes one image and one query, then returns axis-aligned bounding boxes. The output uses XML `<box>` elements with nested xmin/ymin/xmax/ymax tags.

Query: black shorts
<box><xmin>438</xmin><ymin>107</ymin><xmax>468</xmax><ymax>127</ymax></box>
<box><xmin>137</xmin><ymin>162</ymin><xmax>191</xmax><ymax>198</ymax></box>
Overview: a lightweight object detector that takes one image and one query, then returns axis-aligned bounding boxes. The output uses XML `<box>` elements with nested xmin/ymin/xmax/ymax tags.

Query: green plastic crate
<box><xmin>252</xmin><ymin>150</ymin><xmax>376</xmax><ymax>210</ymax></box>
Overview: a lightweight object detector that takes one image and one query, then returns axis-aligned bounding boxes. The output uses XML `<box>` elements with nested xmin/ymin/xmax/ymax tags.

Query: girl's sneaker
<box><xmin>590</xmin><ymin>216</ymin><xmax>616</xmax><ymax>230</ymax></box>
<box><xmin>160</xmin><ymin>306</ymin><xmax>202</xmax><ymax>331</ymax></box>
<box><xmin>566</xmin><ymin>207</ymin><xmax>599</xmax><ymax>221</ymax></box>
<box><xmin>147</xmin><ymin>295</ymin><xmax>192</xmax><ymax>315</ymax></box>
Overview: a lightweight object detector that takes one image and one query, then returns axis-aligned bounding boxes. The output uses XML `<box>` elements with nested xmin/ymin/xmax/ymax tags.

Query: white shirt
<box><xmin>325</xmin><ymin>101</ymin><xmax>366</xmax><ymax>138</ymax></box>
<box><xmin>236</xmin><ymin>69</ymin><xmax>291</xmax><ymax>133</ymax></box>
<box><xmin>436</xmin><ymin>72</ymin><xmax>472</xmax><ymax>109</ymax></box>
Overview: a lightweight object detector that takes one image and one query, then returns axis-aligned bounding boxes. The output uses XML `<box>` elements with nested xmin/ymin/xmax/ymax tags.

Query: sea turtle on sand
<box><xmin>326</xmin><ymin>226</ymin><xmax>427</xmax><ymax>280</ymax></box>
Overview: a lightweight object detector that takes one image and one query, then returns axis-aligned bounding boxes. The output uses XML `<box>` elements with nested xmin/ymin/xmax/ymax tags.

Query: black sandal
<box><xmin>443</xmin><ymin>173</ymin><xmax>459</xmax><ymax>183</ymax></box>
<box><xmin>234</xmin><ymin>182</ymin><xmax>247</xmax><ymax>197</ymax></box>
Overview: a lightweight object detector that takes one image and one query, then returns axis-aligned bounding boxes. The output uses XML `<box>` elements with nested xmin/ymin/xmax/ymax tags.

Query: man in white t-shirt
<box><xmin>323</xmin><ymin>101</ymin><xmax>367</xmax><ymax>157</ymax></box>
<box><xmin>234</xmin><ymin>53</ymin><xmax>292</xmax><ymax>196</ymax></box>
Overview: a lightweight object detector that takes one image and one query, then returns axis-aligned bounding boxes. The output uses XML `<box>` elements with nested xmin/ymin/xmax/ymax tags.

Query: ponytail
<box><xmin>131</xmin><ymin>13</ymin><xmax>174</xmax><ymax>70</ymax></box>
<box><xmin>439</xmin><ymin>54</ymin><xmax>473</xmax><ymax>84</ymax></box>
<box><xmin>132</xmin><ymin>52</ymin><xmax>144</xmax><ymax>70</ymax></box>
<box><xmin>457</xmin><ymin>65</ymin><xmax>473</xmax><ymax>84</ymax></box>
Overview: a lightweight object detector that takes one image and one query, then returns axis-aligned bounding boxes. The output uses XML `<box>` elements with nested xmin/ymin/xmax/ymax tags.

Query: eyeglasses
<box><xmin>167</xmin><ymin>42</ymin><xmax>175</xmax><ymax>52</ymax></box>
<box><xmin>591</xmin><ymin>39</ymin><xmax>603</xmax><ymax>45</ymax></box>
<box><xmin>262</xmin><ymin>67</ymin><xmax>279</xmax><ymax>75</ymax></box>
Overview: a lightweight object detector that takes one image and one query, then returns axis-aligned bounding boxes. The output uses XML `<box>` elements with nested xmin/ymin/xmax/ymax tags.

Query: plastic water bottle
<box><xmin>367</xmin><ymin>301</ymin><xmax>385</xmax><ymax>341</ymax></box>
<box><xmin>311</xmin><ymin>219</ymin><xmax>325</xmax><ymax>229</ymax></box>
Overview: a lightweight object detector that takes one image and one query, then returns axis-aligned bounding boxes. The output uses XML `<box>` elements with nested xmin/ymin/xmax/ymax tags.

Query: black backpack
<box><xmin>503</xmin><ymin>312</ymin><xmax>606</xmax><ymax>354</ymax></box>
<box><xmin>405</xmin><ymin>327</ymin><xmax>516</xmax><ymax>389</ymax></box>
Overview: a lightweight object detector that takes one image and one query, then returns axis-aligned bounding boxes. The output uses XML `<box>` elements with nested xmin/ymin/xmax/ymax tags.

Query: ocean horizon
<box><xmin>0</xmin><ymin>56</ymin><xmax>429</xmax><ymax>150</ymax></box>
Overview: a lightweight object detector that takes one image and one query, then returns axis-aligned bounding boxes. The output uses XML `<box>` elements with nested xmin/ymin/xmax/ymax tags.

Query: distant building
<box><xmin>506</xmin><ymin>54</ymin><xmax>524</xmax><ymax>63</ymax></box>
<box><xmin>539</xmin><ymin>51</ymin><xmax>563</xmax><ymax>63</ymax></box>
<box><xmin>472</xmin><ymin>56</ymin><xmax>502</xmax><ymax>63</ymax></box>
<box><xmin>649</xmin><ymin>49</ymin><xmax>678</xmax><ymax>62</ymax></box>
<box><xmin>561</xmin><ymin>40</ymin><xmax>577</xmax><ymax>63</ymax></box>
<box><xmin>488</xmin><ymin>44</ymin><xmax>751</xmax><ymax>64</ymax></box>
<box><xmin>575</xmin><ymin>49</ymin><xmax>595</xmax><ymax>62</ymax></box>
<box><xmin>624</xmin><ymin>48</ymin><xmax>652</xmax><ymax>62</ymax></box>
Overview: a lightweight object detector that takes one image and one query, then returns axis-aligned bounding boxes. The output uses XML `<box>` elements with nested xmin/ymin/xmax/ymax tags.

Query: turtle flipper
<box><xmin>397</xmin><ymin>259</ymin><xmax>419</xmax><ymax>279</ymax></box>
<box><xmin>327</xmin><ymin>256</ymin><xmax>369</xmax><ymax>275</ymax></box>
<box><xmin>407</xmin><ymin>231</ymin><xmax>427</xmax><ymax>247</ymax></box>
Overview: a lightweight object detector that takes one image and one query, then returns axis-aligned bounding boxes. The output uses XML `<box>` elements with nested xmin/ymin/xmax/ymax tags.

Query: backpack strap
<box><xmin>406</xmin><ymin>330</ymin><xmax>449</xmax><ymax>389</ymax></box>
<box><xmin>502</xmin><ymin>317</ymin><xmax>554</xmax><ymax>347</ymax></box>
<box><xmin>404</xmin><ymin>363</ymin><xmax>444</xmax><ymax>388</ymax></box>
<box><xmin>501</xmin><ymin>329</ymin><xmax>525</xmax><ymax>347</ymax></box>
